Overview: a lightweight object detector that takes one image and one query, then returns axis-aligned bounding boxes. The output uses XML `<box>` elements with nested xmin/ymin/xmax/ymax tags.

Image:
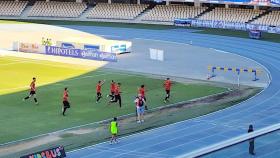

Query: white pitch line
<box><xmin>0</xmin><ymin>60</ymin><xmax>29</xmax><ymax>66</ymax></box>
<box><xmin>0</xmin><ymin>73</ymin><xmax>109</xmax><ymax>92</ymax></box>
<box><xmin>0</xmin><ymin>55</ymin><xmax>97</xmax><ymax>70</ymax></box>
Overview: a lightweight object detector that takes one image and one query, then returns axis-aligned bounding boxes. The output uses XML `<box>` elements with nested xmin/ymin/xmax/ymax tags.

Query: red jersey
<box><xmin>139</xmin><ymin>87</ymin><xmax>145</xmax><ymax>97</ymax></box>
<box><xmin>164</xmin><ymin>80</ymin><xmax>171</xmax><ymax>90</ymax></box>
<box><xmin>30</xmin><ymin>81</ymin><xmax>36</xmax><ymax>91</ymax></box>
<box><xmin>63</xmin><ymin>90</ymin><xmax>69</xmax><ymax>101</ymax></box>
<box><xmin>96</xmin><ymin>83</ymin><xmax>102</xmax><ymax>93</ymax></box>
<box><xmin>110</xmin><ymin>83</ymin><xmax>116</xmax><ymax>93</ymax></box>
<box><xmin>114</xmin><ymin>86</ymin><xmax>120</xmax><ymax>95</ymax></box>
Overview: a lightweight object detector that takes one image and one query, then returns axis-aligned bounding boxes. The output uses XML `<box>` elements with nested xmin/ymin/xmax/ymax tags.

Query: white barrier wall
<box><xmin>12</xmin><ymin>42</ymin><xmax>45</xmax><ymax>53</ymax></box>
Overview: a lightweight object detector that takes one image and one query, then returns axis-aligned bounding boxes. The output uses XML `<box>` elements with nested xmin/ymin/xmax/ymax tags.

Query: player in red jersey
<box><xmin>138</xmin><ymin>85</ymin><xmax>148</xmax><ymax>110</ymax></box>
<box><xmin>109</xmin><ymin>83</ymin><xmax>122</xmax><ymax>108</ymax></box>
<box><xmin>107</xmin><ymin>80</ymin><xmax>116</xmax><ymax>101</ymax></box>
<box><xmin>96</xmin><ymin>80</ymin><xmax>105</xmax><ymax>103</ymax></box>
<box><xmin>163</xmin><ymin>78</ymin><xmax>172</xmax><ymax>103</ymax></box>
<box><xmin>23</xmin><ymin>77</ymin><xmax>38</xmax><ymax>105</ymax></box>
<box><xmin>62</xmin><ymin>87</ymin><xmax>70</xmax><ymax>116</ymax></box>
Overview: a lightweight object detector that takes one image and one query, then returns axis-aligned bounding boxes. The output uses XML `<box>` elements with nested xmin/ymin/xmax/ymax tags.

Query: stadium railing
<box><xmin>177</xmin><ymin>123</ymin><xmax>280</xmax><ymax>158</ymax></box>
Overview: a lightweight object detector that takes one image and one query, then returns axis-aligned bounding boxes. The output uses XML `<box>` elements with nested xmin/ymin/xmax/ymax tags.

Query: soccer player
<box><xmin>135</xmin><ymin>94</ymin><xmax>146</xmax><ymax>123</ymax></box>
<box><xmin>62</xmin><ymin>87</ymin><xmax>70</xmax><ymax>116</ymax></box>
<box><xmin>41</xmin><ymin>37</ymin><xmax>45</xmax><ymax>45</ymax></box>
<box><xmin>107</xmin><ymin>80</ymin><xmax>116</xmax><ymax>101</ymax></box>
<box><xmin>138</xmin><ymin>84</ymin><xmax>148</xmax><ymax>110</ymax></box>
<box><xmin>110</xmin><ymin>117</ymin><xmax>119</xmax><ymax>144</ymax></box>
<box><xmin>23</xmin><ymin>77</ymin><xmax>38</xmax><ymax>105</ymax></box>
<box><xmin>96</xmin><ymin>80</ymin><xmax>105</xmax><ymax>103</ymax></box>
<box><xmin>163</xmin><ymin>78</ymin><xmax>172</xmax><ymax>103</ymax></box>
<box><xmin>110</xmin><ymin>83</ymin><xmax>122</xmax><ymax>108</ymax></box>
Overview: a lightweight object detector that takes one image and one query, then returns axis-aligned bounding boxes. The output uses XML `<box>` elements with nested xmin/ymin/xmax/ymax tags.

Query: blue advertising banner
<box><xmin>20</xmin><ymin>146</ymin><xmax>66</xmax><ymax>158</ymax></box>
<box><xmin>271</xmin><ymin>0</ymin><xmax>280</xmax><ymax>4</ymax></box>
<box><xmin>84</xmin><ymin>44</ymin><xmax>100</xmax><ymax>50</ymax></box>
<box><xmin>61</xmin><ymin>43</ymin><xmax>75</xmax><ymax>49</ymax></box>
<box><xmin>45</xmin><ymin>46</ymin><xmax>117</xmax><ymax>62</ymax></box>
<box><xmin>249</xmin><ymin>30</ymin><xmax>262</xmax><ymax>39</ymax></box>
<box><xmin>174</xmin><ymin>19</ymin><xmax>192</xmax><ymax>25</ymax></box>
<box><xmin>204</xmin><ymin>0</ymin><xmax>277</xmax><ymax>5</ymax></box>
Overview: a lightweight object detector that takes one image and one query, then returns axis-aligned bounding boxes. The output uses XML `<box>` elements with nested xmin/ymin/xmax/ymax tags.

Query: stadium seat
<box><xmin>28</xmin><ymin>1</ymin><xmax>87</xmax><ymax>18</ymax></box>
<box><xmin>140</xmin><ymin>5</ymin><xmax>207</xmax><ymax>22</ymax></box>
<box><xmin>198</xmin><ymin>7</ymin><xmax>265</xmax><ymax>23</ymax></box>
<box><xmin>87</xmin><ymin>3</ymin><xmax>149</xmax><ymax>20</ymax></box>
<box><xmin>251</xmin><ymin>11</ymin><xmax>280</xmax><ymax>26</ymax></box>
<box><xmin>0</xmin><ymin>1</ymin><xmax>28</xmax><ymax>16</ymax></box>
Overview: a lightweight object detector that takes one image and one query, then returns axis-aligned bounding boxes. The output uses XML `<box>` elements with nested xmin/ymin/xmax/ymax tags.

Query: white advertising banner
<box><xmin>17</xmin><ymin>42</ymin><xmax>45</xmax><ymax>54</ymax></box>
<box><xmin>190</xmin><ymin>19</ymin><xmax>280</xmax><ymax>34</ymax></box>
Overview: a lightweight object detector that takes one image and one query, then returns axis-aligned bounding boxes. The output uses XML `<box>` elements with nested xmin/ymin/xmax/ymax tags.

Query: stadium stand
<box><xmin>87</xmin><ymin>3</ymin><xmax>149</xmax><ymax>20</ymax></box>
<box><xmin>140</xmin><ymin>5</ymin><xmax>207</xmax><ymax>22</ymax></box>
<box><xmin>0</xmin><ymin>1</ymin><xmax>28</xmax><ymax>16</ymax></box>
<box><xmin>251</xmin><ymin>10</ymin><xmax>280</xmax><ymax>26</ymax></box>
<box><xmin>0</xmin><ymin>0</ymin><xmax>278</xmax><ymax>27</ymax></box>
<box><xmin>28</xmin><ymin>1</ymin><xmax>87</xmax><ymax>18</ymax></box>
<box><xmin>198</xmin><ymin>7</ymin><xmax>265</xmax><ymax>23</ymax></box>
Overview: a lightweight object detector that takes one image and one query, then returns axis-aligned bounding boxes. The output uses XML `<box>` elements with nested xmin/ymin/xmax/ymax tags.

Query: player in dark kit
<box><xmin>107</xmin><ymin>80</ymin><xmax>116</xmax><ymax>101</ymax></box>
<box><xmin>110</xmin><ymin>83</ymin><xmax>122</xmax><ymax>108</ymax></box>
<box><xmin>62</xmin><ymin>87</ymin><xmax>70</xmax><ymax>116</ymax></box>
<box><xmin>163</xmin><ymin>78</ymin><xmax>172</xmax><ymax>103</ymax></box>
<box><xmin>23</xmin><ymin>77</ymin><xmax>38</xmax><ymax>105</ymax></box>
<box><xmin>96</xmin><ymin>80</ymin><xmax>105</xmax><ymax>103</ymax></box>
<box><xmin>138</xmin><ymin>85</ymin><xmax>148</xmax><ymax>110</ymax></box>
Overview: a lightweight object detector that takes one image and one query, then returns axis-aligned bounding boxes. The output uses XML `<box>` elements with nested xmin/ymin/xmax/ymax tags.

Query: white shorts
<box><xmin>137</xmin><ymin>106</ymin><xmax>145</xmax><ymax>115</ymax></box>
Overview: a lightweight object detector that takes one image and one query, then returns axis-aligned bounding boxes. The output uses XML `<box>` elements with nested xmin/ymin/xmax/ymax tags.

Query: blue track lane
<box><xmin>64</xmin><ymin>26</ymin><xmax>280</xmax><ymax>158</ymax></box>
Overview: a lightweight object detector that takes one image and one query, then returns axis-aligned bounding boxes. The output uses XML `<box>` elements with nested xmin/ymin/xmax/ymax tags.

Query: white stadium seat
<box><xmin>198</xmin><ymin>7</ymin><xmax>265</xmax><ymax>23</ymax></box>
<box><xmin>141</xmin><ymin>5</ymin><xmax>207</xmax><ymax>22</ymax></box>
<box><xmin>251</xmin><ymin>11</ymin><xmax>280</xmax><ymax>26</ymax></box>
<box><xmin>87</xmin><ymin>3</ymin><xmax>149</xmax><ymax>20</ymax></box>
<box><xmin>28</xmin><ymin>1</ymin><xmax>87</xmax><ymax>18</ymax></box>
<box><xmin>0</xmin><ymin>1</ymin><xmax>28</xmax><ymax>16</ymax></box>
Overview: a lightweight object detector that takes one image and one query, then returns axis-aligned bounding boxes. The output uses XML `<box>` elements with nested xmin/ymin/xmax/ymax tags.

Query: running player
<box><xmin>62</xmin><ymin>87</ymin><xmax>70</xmax><ymax>116</ymax></box>
<box><xmin>110</xmin><ymin>117</ymin><xmax>119</xmax><ymax>144</ymax></box>
<box><xmin>96</xmin><ymin>80</ymin><xmax>105</xmax><ymax>103</ymax></box>
<box><xmin>110</xmin><ymin>83</ymin><xmax>122</xmax><ymax>108</ymax></box>
<box><xmin>163</xmin><ymin>78</ymin><xmax>172</xmax><ymax>103</ymax></box>
<box><xmin>107</xmin><ymin>80</ymin><xmax>116</xmax><ymax>101</ymax></box>
<box><xmin>23</xmin><ymin>77</ymin><xmax>38</xmax><ymax>105</ymax></box>
<box><xmin>138</xmin><ymin>84</ymin><xmax>148</xmax><ymax>110</ymax></box>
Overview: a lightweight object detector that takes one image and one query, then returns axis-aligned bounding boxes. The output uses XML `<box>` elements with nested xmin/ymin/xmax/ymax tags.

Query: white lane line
<box><xmin>79</xmin><ymin>145</ymin><xmax>172</xmax><ymax>158</ymax></box>
<box><xmin>78</xmin><ymin>124</ymin><xmax>213</xmax><ymax>158</ymax></box>
<box><xmin>112</xmin><ymin>126</ymin><xmax>225</xmax><ymax>158</ymax></box>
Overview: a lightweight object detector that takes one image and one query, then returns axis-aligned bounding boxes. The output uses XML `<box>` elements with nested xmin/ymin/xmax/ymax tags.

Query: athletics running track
<box><xmin>66</xmin><ymin>26</ymin><xmax>280</xmax><ymax>158</ymax></box>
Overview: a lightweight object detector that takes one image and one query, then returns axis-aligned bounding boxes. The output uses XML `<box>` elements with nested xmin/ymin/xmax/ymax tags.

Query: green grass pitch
<box><xmin>0</xmin><ymin>56</ymin><xmax>226</xmax><ymax>144</ymax></box>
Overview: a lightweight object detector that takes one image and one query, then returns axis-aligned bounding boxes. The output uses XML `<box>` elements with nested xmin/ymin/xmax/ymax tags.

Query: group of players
<box><xmin>23</xmin><ymin>77</ymin><xmax>172</xmax><ymax>117</ymax></box>
<box><xmin>23</xmin><ymin>77</ymin><xmax>172</xmax><ymax>144</ymax></box>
